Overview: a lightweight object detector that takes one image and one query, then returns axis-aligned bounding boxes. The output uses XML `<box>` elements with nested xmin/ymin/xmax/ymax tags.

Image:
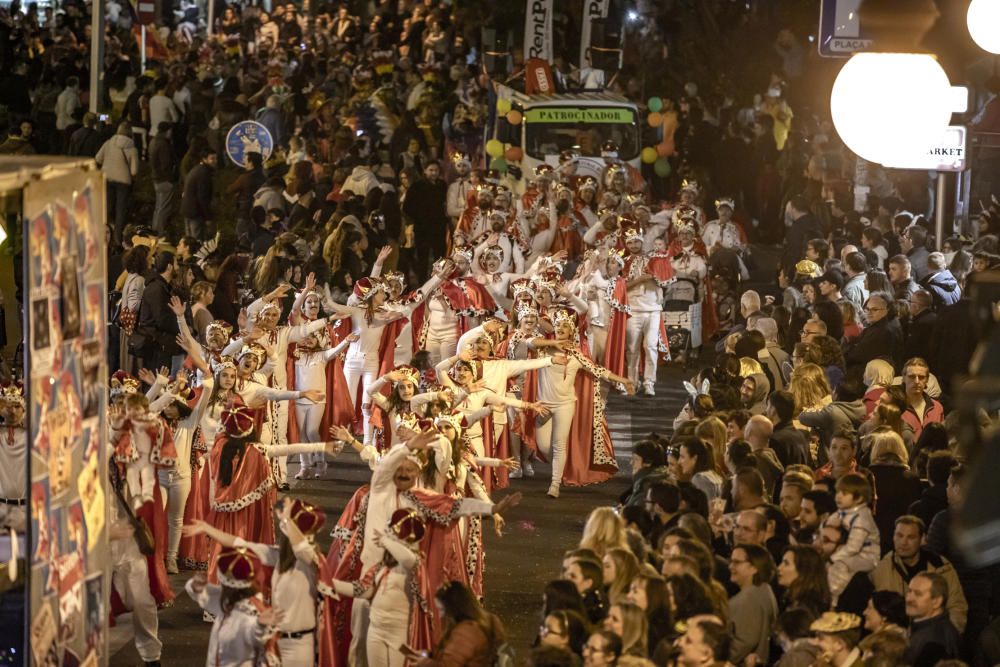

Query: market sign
<box><xmin>525</xmin><ymin>107</ymin><xmax>635</xmax><ymax>124</ymax></box>
<box><xmin>819</xmin><ymin>0</ymin><xmax>873</xmax><ymax>57</ymax></box>
<box><xmin>880</xmin><ymin>126</ymin><xmax>968</xmax><ymax>172</ymax></box>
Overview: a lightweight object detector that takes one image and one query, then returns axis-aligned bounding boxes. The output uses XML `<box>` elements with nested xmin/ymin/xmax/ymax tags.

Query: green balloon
<box><xmin>648</xmin><ymin>96</ymin><xmax>663</xmax><ymax>113</ymax></box>
<box><xmin>653</xmin><ymin>157</ymin><xmax>671</xmax><ymax>178</ymax></box>
<box><xmin>491</xmin><ymin>157</ymin><xmax>508</xmax><ymax>172</ymax></box>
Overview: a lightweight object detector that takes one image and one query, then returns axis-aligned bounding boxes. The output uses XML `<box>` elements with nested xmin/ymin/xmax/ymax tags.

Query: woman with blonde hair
<box><xmin>862</xmin><ymin>359</ymin><xmax>895</xmax><ymax>415</ymax></box>
<box><xmin>602</xmin><ymin>602</ymin><xmax>648</xmax><ymax>658</ymax></box>
<box><xmin>868</xmin><ymin>427</ymin><xmax>922</xmax><ymax>553</ymax></box>
<box><xmin>602</xmin><ymin>547</ymin><xmax>640</xmax><ymax>605</ymax></box>
<box><xmin>788</xmin><ymin>363</ymin><xmax>832</xmax><ymax>417</ymax></box>
<box><xmin>695</xmin><ymin>416</ymin><xmax>727</xmax><ymax>473</ymax></box>
<box><xmin>579</xmin><ymin>507</ymin><xmax>629</xmax><ymax>559</ymax></box>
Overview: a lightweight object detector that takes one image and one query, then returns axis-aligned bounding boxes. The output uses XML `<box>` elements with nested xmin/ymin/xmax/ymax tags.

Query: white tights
<box><xmin>295</xmin><ymin>402</ymin><xmax>326</xmax><ymax>470</ymax></box>
<box><xmin>157</xmin><ymin>469</ymin><xmax>192</xmax><ymax>560</ymax></box>
<box><xmin>344</xmin><ymin>363</ymin><xmax>380</xmax><ymax>443</ymax></box>
<box><xmin>424</xmin><ymin>332</ymin><xmax>458</xmax><ymax>368</ymax></box>
<box><xmin>534</xmin><ymin>401</ymin><xmax>575</xmax><ymax>490</ymax></box>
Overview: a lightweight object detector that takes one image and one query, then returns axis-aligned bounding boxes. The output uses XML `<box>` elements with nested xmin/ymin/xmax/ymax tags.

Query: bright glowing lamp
<box><xmin>968</xmin><ymin>0</ymin><xmax>1000</xmax><ymax>54</ymax></box>
<box><xmin>830</xmin><ymin>52</ymin><xmax>956</xmax><ymax>165</ymax></box>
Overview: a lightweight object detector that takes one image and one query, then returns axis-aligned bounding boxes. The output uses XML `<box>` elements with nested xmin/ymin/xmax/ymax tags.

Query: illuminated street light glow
<box><xmin>968</xmin><ymin>0</ymin><xmax>1000</xmax><ymax>54</ymax></box>
<box><xmin>830</xmin><ymin>52</ymin><xmax>959</xmax><ymax>166</ymax></box>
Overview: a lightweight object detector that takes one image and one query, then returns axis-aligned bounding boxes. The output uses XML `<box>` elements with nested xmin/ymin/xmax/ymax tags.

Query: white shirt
<box><xmin>236</xmin><ymin>538</ymin><xmax>318</xmax><ymax>633</ymax></box>
<box><xmin>535</xmin><ymin>350</ymin><xmax>610</xmax><ymax>405</ymax></box>
<box><xmin>186</xmin><ymin>581</ymin><xmax>271</xmax><ymax>667</ymax></box>
<box><xmin>149</xmin><ymin>93</ymin><xmax>179</xmax><ymax>136</ymax></box>
<box><xmin>0</xmin><ymin>426</ymin><xmax>26</xmax><ymax>501</ymax></box>
<box><xmin>56</xmin><ymin>87</ymin><xmax>80</xmax><ymax>130</ymax></box>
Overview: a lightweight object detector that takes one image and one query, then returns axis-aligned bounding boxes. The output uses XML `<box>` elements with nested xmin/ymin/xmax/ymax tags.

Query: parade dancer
<box><xmin>666</xmin><ymin>215</ymin><xmax>711</xmax><ymax>356</ymax></box>
<box><xmin>531</xmin><ymin>309</ymin><xmax>633</xmax><ymax>498</ymax></box>
<box><xmin>185</xmin><ymin>548</ymin><xmax>283</xmax><ymax>667</ymax></box>
<box><xmin>0</xmin><ymin>383</ymin><xmax>26</xmax><ymax>530</ymax></box>
<box><xmin>623</xmin><ymin>229</ymin><xmax>672</xmax><ymax>396</ymax></box>
<box><xmin>584</xmin><ymin>249</ymin><xmax>630</xmax><ymax>379</ymax></box>
<box><xmin>702</xmin><ymin>196</ymin><xmax>749</xmax><ymax>280</ymax></box>
<box><xmin>496</xmin><ymin>305</ymin><xmax>542</xmax><ymax>478</ymax></box>
<box><xmin>184</xmin><ymin>497</ymin><xmax>326</xmax><ymax>667</ymax></box>
<box><xmin>365</xmin><ymin>365</ymin><xmax>450</xmax><ymax>453</ymax></box>
<box><xmin>446</xmin><ymin>152</ymin><xmax>474</xmax><ymax>226</ymax></box>
<box><xmin>471</xmin><ymin>215</ymin><xmax>526</xmax><ymax>275</ymax></box>
<box><xmin>293</xmin><ymin>330</ymin><xmax>357</xmax><ymax>479</ymax></box>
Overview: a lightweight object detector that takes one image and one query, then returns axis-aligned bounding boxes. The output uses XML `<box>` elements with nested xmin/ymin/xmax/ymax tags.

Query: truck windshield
<box><xmin>523</xmin><ymin>107</ymin><xmax>639</xmax><ymax>161</ymax></box>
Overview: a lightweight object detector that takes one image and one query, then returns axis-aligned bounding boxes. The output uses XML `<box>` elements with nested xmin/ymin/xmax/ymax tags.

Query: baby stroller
<box><xmin>662</xmin><ymin>276</ymin><xmax>703</xmax><ymax>364</ymax></box>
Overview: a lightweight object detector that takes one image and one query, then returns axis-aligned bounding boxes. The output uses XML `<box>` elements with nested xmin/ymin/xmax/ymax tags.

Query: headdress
<box><xmin>452</xmin><ymin>245</ymin><xmax>474</xmax><ymax>265</ymax></box>
<box><xmin>254</xmin><ymin>302</ymin><xmax>281</xmax><ymax>325</ymax></box>
<box><xmin>715</xmin><ymin>196</ymin><xmax>735</xmax><ymax>211</ymax></box>
<box><xmin>515</xmin><ymin>303</ymin><xmax>539</xmax><ymax>320</ymax></box>
<box><xmin>533</xmin><ymin>164</ymin><xmax>555</xmax><ymax>180</ymax></box>
<box><xmin>578</xmin><ymin>176</ymin><xmax>598</xmax><ymax>192</ymax></box>
<box><xmin>601</xmin><ymin>140</ymin><xmax>620</xmax><ymax>158</ymax></box>
<box><xmin>531</xmin><ymin>273</ymin><xmax>560</xmax><ymax>298</ymax></box>
<box><xmin>810</xmin><ymin>612</ymin><xmax>862</xmax><ymax>634</ymax></box>
<box><xmin>479</xmin><ymin>321</ymin><xmax>506</xmax><ymax>350</ymax></box>
<box><xmin>205</xmin><ymin>320</ymin><xmax>233</xmax><ymax>343</ymax></box>
<box><xmin>682</xmin><ymin>379</ymin><xmax>711</xmax><ymax>399</ymax></box>
<box><xmin>450</xmin><ymin>152</ymin><xmax>471</xmax><ymax>169</ymax></box>
<box><xmin>511</xmin><ymin>278</ymin><xmax>534</xmax><ymax>301</ymax></box>
<box><xmin>551</xmin><ymin>308</ymin><xmax>577</xmax><ymax>331</ymax></box>
<box><xmin>217</xmin><ymin>547</ymin><xmax>257</xmax><ymax>589</ymax></box>
<box><xmin>288</xmin><ymin>498</ymin><xmax>326</xmax><ymax>535</ymax></box>
<box><xmin>680</xmin><ymin>179</ymin><xmax>700</xmax><ymax>196</ymax></box>
<box><xmin>607</xmin><ymin>247</ymin><xmax>627</xmax><ymax>267</ymax></box>
<box><xmin>481</xmin><ymin>245</ymin><xmax>504</xmax><ymax>264</ymax></box>
<box><xmin>474</xmin><ymin>182</ymin><xmax>495</xmax><ymax>198</ymax></box>
<box><xmin>388</xmin><ymin>508</ymin><xmax>427</xmax><ymax>544</ymax></box>
<box><xmin>794</xmin><ymin>259</ymin><xmax>822</xmax><ymax>278</ymax></box>
<box><xmin>110</xmin><ymin>371</ymin><xmax>140</xmax><ymax>398</ymax></box>
<box><xmin>382</xmin><ymin>270</ymin><xmax>405</xmax><ymax>289</ymax></box>
<box><xmin>434</xmin><ymin>411</ymin><xmax>465</xmax><ymax>435</ymax></box>
<box><xmin>237</xmin><ymin>344</ymin><xmax>268</xmax><ymax>369</ymax></box>
<box><xmin>297</xmin><ymin>289</ymin><xmax>323</xmax><ymax>308</ymax></box>
<box><xmin>221</xmin><ymin>403</ymin><xmax>256</xmax><ymax>438</ymax></box>
<box><xmin>673</xmin><ymin>209</ymin><xmax>698</xmax><ymax>235</ymax></box>
<box><xmin>0</xmin><ymin>381</ymin><xmax>25</xmax><ymax>408</ymax></box>
<box><xmin>352</xmin><ymin>277</ymin><xmax>384</xmax><ymax>302</ymax></box>
<box><xmin>604</xmin><ymin>164</ymin><xmax>626</xmax><ymax>189</ymax></box>
<box><xmin>622</xmin><ymin>227</ymin><xmax>643</xmax><ymax>244</ymax></box>
<box><xmin>392</xmin><ymin>365</ymin><xmax>420</xmax><ymax>387</ymax></box>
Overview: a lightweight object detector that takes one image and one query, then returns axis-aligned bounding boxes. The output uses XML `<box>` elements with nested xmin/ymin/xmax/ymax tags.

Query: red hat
<box><xmin>389</xmin><ymin>508</ymin><xmax>426</xmax><ymax>544</ymax></box>
<box><xmin>353</xmin><ymin>277</ymin><xmax>384</xmax><ymax>302</ymax></box>
<box><xmin>221</xmin><ymin>401</ymin><xmax>255</xmax><ymax>438</ymax></box>
<box><xmin>217</xmin><ymin>547</ymin><xmax>257</xmax><ymax>588</ymax></box>
<box><xmin>289</xmin><ymin>498</ymin><xmax>326</xmax><ymax>535</ymax></box>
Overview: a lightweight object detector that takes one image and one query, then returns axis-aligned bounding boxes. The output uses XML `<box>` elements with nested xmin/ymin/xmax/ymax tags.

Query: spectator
<box><xmin>602</xmin><ymin>602</ymin><xmax>646</xmax><ymax>657</ymax></box>
<box><xmin>810</xmin><ymin>612</ymin><xmax>863</xmax><ymax>667</ymax></box>
<box><xmin>844</xmin><ymin>292</ymin><xmax>903</xmax><ymax>374</ymax></box>
<box><xmin>901</xmin><ymin>226</ymin><xmax>931</xmax><ymax>282</ymax></box>
<box><xmin>727</xmin><ymin>544</ymin><xmax>778</xmax><ymax>665</ymax></box>
<box><xmin>907</xmin><ymin>450</ymin><xmax>954</xmax><ymax>527</ymax></box>
<box><xmin>95</xmin><ymin>122</ymin><xmax>140</xmax><ymax>245</ymax></box>
<box><xmin>256</xmin><ymin>95</ymin><xmax>287</xmax><ymax>149</ymax></box>
<box><xmin>899</xmin><ymin>358</ymin><xmax>944</xmax><ymax>441</ymax></box>
<box><xmin>134</xmin><ymin>251</ymin><xmax>180</xmax><ymax>372</ymax></box>
<box><xmin>775</xmin><ymin>545</ymin><xmax>831</xmax><ymax>617</ymax></box>
<box><xmin>620</xmin><ymin>441</ymin><xmax>669</xmax><ymax>509</ymax></box>
<box><xmin>538</xmin><ymin>609</ymin><xmax>589</xmax><ymax>659</ymax></box>
<box><xmin>55</xmin><ymin>75</ymin><xmax>81</xmax><ymax>147</ymax></box>
<box><xmin>888</xmin><ymin>254</ymin><xmax>920</xmax><ymax>301</ymax></box>
<box><xmin>67</xmin><ymin>112</ymin><xmax>105</xmax><ymax>157</ymax></box>
<box><xmin>149</xmin><ymin>77</ymin><xmax>179</xmax><ymax>138</ymax></box>
<box><xmin>149</xmin><ymin>122</ymin><xmax>178</xmax><ymax>234</ymax></box>
<box><xmin>867</xmin><ymin>430</ymin><xmax>922</xmax><ymax>552</ymax></box>
<box><xmin>921</xmin><ymin>252</ymin><xmax>961</xmax><ymax>309</ymax></box>
<box><xmin>765</xmin><ymin>391</ymin><xmax>810</xmax><ymax>467</ymax></box>
<box><xmin>872</xmin><ymin>515</ymin><xmax>967</xmax><ymax>633</ymax></box>
<box><xmin>774</xmin><ymin>607</ymin><xmax>820</xmax><ymax>667</ymax></box>
<box><xmin>415</xmin><ymin>580</ymin><xmax>505</xmax><ymax>666</ymax></box>
<box><xmin>676</xmin><ymin>438</ymin><xmax>723</xmax><ymax>502</ymax></box>
<box><xmin>673</xmin><ymin>616</ymin><xmax>729</xmax><ymax>667</ymax></box>
<box><xmin>841</xmin><ymin>252</ymin><xmax>869</xmax><ymax>308</ymax></box>
<box><xmin>904</xmin><ymin>290</ymin><xmax>937</xmax><ymax>362</ymax></box>
<box><xmin>581</xmin><ymin>630</ymin><xmax>622</xmax><ymax>667</ymax></box>
<box><xmin>403</xmin><ymin>161</ymin><xmax>449</xmax><ymax>282</ymax></box>
<box><xmin>182</xmin><ymin>150</ymin><xmax>217</xmax><ymax>238</ymax></box>
<box><xmin>903</xmin><ymin>572</ymin><xmax>962</xmax><ymax>667</ymax></box>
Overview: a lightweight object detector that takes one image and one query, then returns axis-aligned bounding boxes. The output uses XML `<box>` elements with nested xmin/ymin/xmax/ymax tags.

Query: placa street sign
<box><xmin>136</xmin><ymin>0</ymin><xmax>157</xmax><ymax>25</ymax></box>
<box><xmin>819</xmin><ymin>0</ymin><xmax>873</xmax><ymax>57</ymax></box>
<box><xmin>881</xmin><ymin>126</ymin><xmax>967</xmax><ymax>172</ymax></box>
<box><xmin>225</xmin><ymin>121</ymin><xmax>274</xmax><ymax>168</ymax></box>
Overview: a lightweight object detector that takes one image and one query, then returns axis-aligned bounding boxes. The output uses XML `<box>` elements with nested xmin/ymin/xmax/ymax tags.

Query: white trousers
<box><xmin>626</xmin><ymin>311</ymin><xmax>660</xmax><ymax>385</ymax></box>
<box><xmin>277</xmin><ymin>633</ymin><xmax>315</xmax><ymax>667</ymax></box>
<box><xmin>126</xmin><ymin>459</ymin><xmax>156</xmax><ymax>508</ymax></box>
<box><xmin>367</xmin><ymin>625</ymin><xmax>407</xmax><ymax>667</ymax></box>
<box><xmin>157</xmin><ymin>468</ymin><xmax>192</xmax><ymax>560</ymax></box>
<box><xmin>295</xmin><ymin>402</ymin><xmax>326</xmax><ymax>469</ymax></box>
<box><xmin>345</xmin><ymin>360</ymin><xmax>380</xmax><ymax>443</ymax></box>
<box><xmin>424</xmin><ymin>332</ymin><xmax>457</xmax><ymax>368</ymax></box>
<box><xmin>113</xmin><ymin>557</ymin><xmax>162</xmax><ymax>662</ymax></box>
<box><xmin>535</xmin><ymin>401</ymin><xmax>576</xmax><ymax>489</ymax></box>
<box><xmin>349</xmin><ymin>598</ymin><xmax>371</xmax><ymax>667</ymax></box>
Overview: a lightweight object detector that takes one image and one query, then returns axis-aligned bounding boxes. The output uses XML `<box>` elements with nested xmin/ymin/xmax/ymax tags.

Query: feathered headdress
<box><xmin>450</xmin><ymin>152</ymin><xmax>472</xmax><ymax>169</ymax></box>
<box><xmin>452</xmin><ymin>245</ymin><xmax>474</xmax><ymax>265</ymax></box>
<box><xmin>622</xmin><ymin>227</ymin><xmax>643</xmax><ymax>244</ymax></box>
<box><xmin>237</xmin><ymin>344</ymin><xmax>268</xmax><ymax>369</ymax></box>
<box><xmin>578</xmin><ymin>176</ymin><xmax>598</xmax><ymax>192</ymax></box>
<box><xmin>204</xmin><ymin>320</ymin><xmax>233</xmax><ymax>343</ymax></box>
<box><xmin>435</xmin><ymin>411</ymin><xmax>465</xmax><ymax>435</ymax></box>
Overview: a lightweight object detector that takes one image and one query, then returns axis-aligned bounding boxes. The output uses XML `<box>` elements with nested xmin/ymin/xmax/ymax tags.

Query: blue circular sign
<box><xmin>226</xmin><ymin>121</ymin><xmax>274</xmax><ymax>167</ymax></box>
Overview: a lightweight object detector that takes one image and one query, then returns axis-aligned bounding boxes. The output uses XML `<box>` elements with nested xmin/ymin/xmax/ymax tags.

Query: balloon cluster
<box><xmin>641</xmin><ymin>96</ymin><xmax>672</xmax><ymax>178</ymax></box>
<box><xmin>487</xmin><ymin>99</ymin><xmax>526</xmax><ymax>173</ymax></box>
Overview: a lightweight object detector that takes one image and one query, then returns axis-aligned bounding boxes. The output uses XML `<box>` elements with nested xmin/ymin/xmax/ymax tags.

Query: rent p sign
<box><xmin>524</xmin><ymin>0</ymin><xmax>554</xmax><ymax>62</ymax></box>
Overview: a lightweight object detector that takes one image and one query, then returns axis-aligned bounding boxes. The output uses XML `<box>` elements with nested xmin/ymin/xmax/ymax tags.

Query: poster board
<box><xmin>19</xmin><ymin>162</ymin><xmax>109</xmax><ymax>667</ymax></box>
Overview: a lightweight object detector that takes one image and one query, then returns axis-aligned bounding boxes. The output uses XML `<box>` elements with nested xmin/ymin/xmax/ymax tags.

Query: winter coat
<box><xmin>798</xmin><ymin>399</ymin><xmax>867</xmax><ymax>449</ymax></box>
<box><xmin>869</xmin><ymin>460</ymin><xmax>923</xmax><ymax>553</ymax></box>
<box><xmin>95</xmin><ymin>134</ymin><xmax>139</xmax><ymax>185</ymax></box>
<box><xmin>922</xmin><ymin>269</ymin><xmax>961</xmax><ymax>309</ymax></box>
<box><xmin>871</xmin><ymin>547</ymin><xmax>968</xmax><ymax>632</ymax></box>
<box><xmin>845</xmin><ymin>317</ymin><xmax>903</xmax><ymax>374</ymax></box>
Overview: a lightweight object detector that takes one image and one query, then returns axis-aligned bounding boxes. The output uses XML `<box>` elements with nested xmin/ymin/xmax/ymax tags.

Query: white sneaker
<box><xmin>523</xmin><ymin>461</ymin><xmax>535</xmax><ymax>478</ymax></box>
<box><xmin>509</xmin><ymin>468</ymin><xmax>523</xmax><ymax>479</ymax></box>
<box><xmin>294</xmin><ymin>467</ymin><xmax>308</xmax><ymax>480</ymax></box>
<box><xmin>547</xmin><ymin>483</ymin><xmax>560</xmax><ymax>499</ymax></box>
<box><xmin>643</xmin><ymin>382</ymin><xmax>656</xmax><ymax>396</ymax></box>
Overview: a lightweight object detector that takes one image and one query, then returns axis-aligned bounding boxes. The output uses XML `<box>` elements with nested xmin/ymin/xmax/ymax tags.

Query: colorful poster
<box><xmin>25</xmin><ymin>169</ymin><xmax>109</xmax><ymax>667</ymax></box>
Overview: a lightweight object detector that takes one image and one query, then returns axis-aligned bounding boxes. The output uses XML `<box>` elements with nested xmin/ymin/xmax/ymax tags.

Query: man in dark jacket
<box><xmin>889</xmin><ymin>254</ymin><xmax>920</xmax><ymax>301</ymax></box>
<box><xmin>902</xmin><ymin>225</ymin><xmax>931</xmax><ymax>281</ymax></box>
<box><xmin>844</xmin><ymin>291</ymin><xmax>904</xmax><ymax>373</ymax></box>
<box><xmin>619</xmin><ymin>440</ymin><xmax>669</xmax><ymax>508</ymax></box>
<box><xmin>403</xmin><ymin>161</ymin><xmax>448</xmax><ymax>282</ymax></box>
<box><xmin>921</xmin><ymin>252</ymin><xmax>961</xmax><ymax>309</ymax></box>
<box><xmin>182</xmin><ymin>151</ymin><xmax>216</xmax><ymax>238</ymax></box>
<box><xmin>904</xmin><ymin>289</ymin><xmax>937</xmax><ymax>362</ymax></box>
<box><xmin>67</xmin><ymin>111</ymin><xmax>104</xmax><ymax>157</ymax></box>
<box><xmin>903</xmin><ymin>572</ymin><xmax>962</xmax><ymax>667</ymax></box>
<box><xmin>766</xmin><ymin>390</ymin><xmax>810</xmax><ymax>467</ymax></box>
<box><xmin>908</xmin><ymin>450</ymin><xmax>953</xmax><ymax>528</ymax></box>
<box><xmin>135</xmin><ymin>251</ymin><xmax>180</xmax><ymax>372</ymax></box>
<box><xmin>782</xmin><ymin>195</ymin><xmax>825</xmax><ymax>277</ymax></box>
<box><xmin>149</xmin><ymin>122</ymin><xmax>178</xmax><ymax>234</ymax></box>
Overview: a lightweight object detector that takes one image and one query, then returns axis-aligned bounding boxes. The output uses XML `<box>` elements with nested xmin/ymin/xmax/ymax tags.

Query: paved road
<box><xmin>109</xmin><ymin>362</ymin><xmax>692</xmax><ymax>665</ymax></box>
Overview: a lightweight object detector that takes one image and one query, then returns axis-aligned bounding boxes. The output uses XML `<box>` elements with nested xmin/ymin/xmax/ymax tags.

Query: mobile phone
<box><xmin>99</xmin><ymin>114</ymin><xmax>109</xmax><ymax>122</ymax></box>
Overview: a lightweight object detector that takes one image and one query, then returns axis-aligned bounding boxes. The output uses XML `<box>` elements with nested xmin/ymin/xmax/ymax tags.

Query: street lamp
<box><xmin>968</xmin><ymin>0</ymin><xmax>1000</xmax><ymax>54</ymax></box>
<box><xmin>830</xmin><ymin>52</ymin><xmax>956</xmax><ymax>165</ymax></box>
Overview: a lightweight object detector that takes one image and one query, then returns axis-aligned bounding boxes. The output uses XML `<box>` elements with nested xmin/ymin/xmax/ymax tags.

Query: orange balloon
<box><xmin>656</xmin><ymin>141</ymin><xmax>673</xmax><ymax>157</ymax></box>
<box><xmin>647</xmin><ymin>111</ymin><xmax>663</xmax><ymax>127</ymax></box>
<box><xmin>505</xmin><ymin>146</ymin><xmax>523</xmax><ymax>162</ymax></box>
<box><xmin>506</xmin><ymin>110</ymin><xmax>523</xmax><ymax>125</ymax></box>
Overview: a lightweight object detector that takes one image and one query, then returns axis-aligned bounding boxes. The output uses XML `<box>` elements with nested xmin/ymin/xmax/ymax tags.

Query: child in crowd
<box><xmin>825</xmin><ymin>472</ymin><xmax>880</xmax><ymax>602</ymax></box>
